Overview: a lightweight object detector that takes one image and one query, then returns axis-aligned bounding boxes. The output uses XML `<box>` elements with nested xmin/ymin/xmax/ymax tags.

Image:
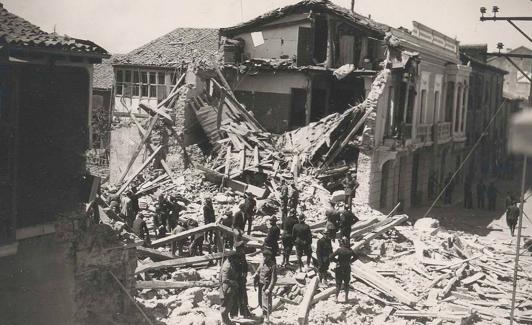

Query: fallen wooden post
<box><xmin>135</xmin><ymin>251</ymin><xmax>235</xmax><ymax>274</ymax></box>
<box><xmin>462</xmin><ymin>272</ymin><xmax>485</xmax><ymax>285</ymax></box>
<box><xmin>352</xmin><ymin>215</ymin><xmax>409</xmax><ymax>251</ymax></box>
<box><xmin>432</xmin><ymin>255</ymin><xmax>481</xmax><ymax>272</ymax></box>
<box><xmin>151</xmin><ymin>223</ymin><xmax>216</xmax><ymax>247</ymax></box>
<box><xmin>352</xmin><ymin>260</ymin><xmax>417</xmax><ymax>306</ymax></box>
<box><xmin>136</xmin><ymin>280</ymin><xmax>218</xmax><ymax>290</ymax></box>
<box><xmin>297</xmin><ymin>277</ymin><xmax>319</xmax><ymax>325</ymax></box>
<box><xmin>116</xmin><ymin>145</ymin><xmax>163</xmax><ymax>196</ymax></box>
<box><xmin>136</xmin><ymin>246</ymin><xmax>174</xmax><ymax>261</ymax></box>
<box><xmin>439</xmin><ymin>276</ymin><xmax>458</xmax><ymax>299</ymax></box>
<box><xmin>311</xmin><ymin>287</ymin><xmax>336</xmax><ymax>305</ymax></box>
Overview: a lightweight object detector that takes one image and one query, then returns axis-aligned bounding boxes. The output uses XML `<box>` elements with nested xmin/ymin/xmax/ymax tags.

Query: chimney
<box><xmin>351</xmin><ymin>0</ymin><xmax>355</xmax><ymax>12</ymax></box>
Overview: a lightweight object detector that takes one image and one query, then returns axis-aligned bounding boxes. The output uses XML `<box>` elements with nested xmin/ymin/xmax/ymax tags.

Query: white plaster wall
<box><xmin>235</xmin><ymin>71</ymin><xmax>309</xmax><ymax>94</ymax></box>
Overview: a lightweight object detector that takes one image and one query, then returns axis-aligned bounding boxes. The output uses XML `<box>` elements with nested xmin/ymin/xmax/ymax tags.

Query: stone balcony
<box><xmin>416</xmin><ymin>124</ymin><xmax>433</xmax><ymax>145</ymax></box>
<box><xmin>433</xmin><ymin>122</ymin><xmax>452</xmax><ymax>144</ymax></box>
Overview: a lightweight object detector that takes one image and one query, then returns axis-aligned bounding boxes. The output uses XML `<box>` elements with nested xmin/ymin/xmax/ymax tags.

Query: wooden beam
<box><xmin>136</xmin><ymin>246</ymin><xmax>174</xmax><ymax>261</ymax></box>
<box><xmin>136</xmin><ymin>280</ymin><xmax>218</xmax><ymax>290</ymax></box>
<box><xmin>135</xmin><ymin>251</ymin><xmax>236</xmax><ymax>274</ymax></box>
<box><xmin>297</xmin><ymin>277</ymin><xmax>319</xmax><ymax>325</ymax></box>
<box><xmin>151</xmin><ymin>223</ymin><xmax>216</xmax><ymax>247</ymax></box>
<box><xmin>139</xmin><ymin>103</ymin><xmax>173</xmax><ymax>124</ymax></box>
<box><xmin>311</xmin><ymin>287</ymin><xmax>336</xmax><ymax>305</ymax></box>
<box><xmin>116</xmin><ymin>145</ymin><xmax>163</xmax><ymax>196</ymax></box>
<box><xmin>352</xmin><ymin>215</ymin><xmax>408</xmax><ymax>251</ymax></box>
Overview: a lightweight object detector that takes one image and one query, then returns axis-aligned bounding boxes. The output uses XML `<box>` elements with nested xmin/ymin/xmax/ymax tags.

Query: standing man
<box><xmin>232</xmin><ymin>241</ymin><xmax>252</xmax><ymax>319</ymax></box>
<box><xmin>171</xmin><ymin>221</ymin><xmax>187</xmax><ymax>256</ymax></box>
<box><xmin>505</xmin><ymin>192</ymin><xmax>515</xmax><ymax>209</ymax></box>
<box><xmin>243</xmin><ymin>192</ymin><xmax>257</xmax><ymax>235</ymax></box>
<box><xmin>476</xmin><ymin>180</ymin><xmax>486</xmax><ymax>209</ymax></box>
<box><xmin>339</xmin><ymin>208</ymin><xmax>359</xmax><ymax>239</ymax></box>
<box><xmin>233</xmin><ymin>204</ymin><xmax>246</xmax><ymax>234</ymax></box>
<box><xmin>316</xmin><ymin>230</ymin><xmax>334</xmax><ymax>283</ymax></box>
<box><xmin>487</xmin><ymin>181</ymin><xmax>498</xmax><ymax>211</ymax></box>
<box><xmin>280</xmin><ymin>180</ymin><xmax>289</xmax><ymax>224</ymax></box>
<box><xmin>330</xmin><ymin>237</ymin><xmax>358</xmax><ymax>303</ymax></box>
<box><xmin>506</xmin><ymin>200</ymin><xmax>520</xmax><ymax>237</ymax></box>
<box><xmin>281</xmin><ymin>209</ymin><xmax>298</xmax><ymax>267</ymax></box>
<box><xmin>464</xmin><ymin>176</ymin><xmax>473</xmax><ymax>209</ymax></box>
<box><xmin>325</xmin><ymin>208</ymin><xmax>340</xmax><ymax>241</ymax></box>
<box><xmin>203</xmin><ymin>197</ymin><xmax>216</xmax><ymax>245</ymax></box>
<box><xmin>218</xmin><ymin>211</ymin><xmax>235</xmax><ymax>248</ymax></box>
<box><xmin>255</xmin><ymin>247</ymin><xmax>277</xmax><ymax>323</ymax></box>
<box><xmin>187</xmin><ymin>219</ymin><xmax>204</xmax><ymax>256</ymax></box>
<box><xmin>220</xmin><ymin>248</ymin><xmax>240</xmax><ymax>325</ymax></box>
<box><xmin>342</xmin><ymin>173</ymin><xmax>359</xmax><ymax>212</ymax></box>
<box><xmin>132</xmin><ymin>212</ymin><xmax>150</xmax><ymax>246</ymax></box>
<box><xmin>292</xmin><ymin>214</ymin><xmax>313</xmax><ymax>272</ymax></box>
<box><xmin>264</xmin><ymin>216</ymin><xmax>280</xmax><ymax>258</ymax></box>
<box><xmin>289</xmin><ymin>183</ymin><xmax>299</xmax><ymax>212</ymax></box>
<box><xmin>120</xmin><ymin>190</ymin><xmax>135</xmax><ymax>227</ymax></box>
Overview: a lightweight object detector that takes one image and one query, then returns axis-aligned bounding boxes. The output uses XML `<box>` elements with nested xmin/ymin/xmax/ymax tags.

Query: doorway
<box><xmin>290</xmin><ymin>88</ymin><xmax>307</xmax><ymax>129</ymax></box>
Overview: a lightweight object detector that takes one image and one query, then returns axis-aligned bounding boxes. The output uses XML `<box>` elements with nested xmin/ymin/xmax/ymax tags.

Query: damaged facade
<box><xmin>0</xmin><ymin>5</ymin><xmax>141</xmax><ymax>325</ymax></box>
<box><xmin>219</xmin><ymin>0</ymin><xmax>388</xmax><ymax>133</ymax></box>
<box><xmin>360</xmin><ymin>21</ymin><xmax>472</xmax><ymax>211</ymax></box>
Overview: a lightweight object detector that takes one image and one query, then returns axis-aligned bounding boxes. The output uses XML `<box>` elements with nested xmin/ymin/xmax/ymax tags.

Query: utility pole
<box><xmin>479</xmin><ymin>5</ymin><xmax>532</xmax><ymax>324</ymax></box>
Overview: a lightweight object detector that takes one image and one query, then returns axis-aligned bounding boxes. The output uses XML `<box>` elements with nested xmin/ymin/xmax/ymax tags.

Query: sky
<box><xmin>3</xmin><ymin>0</ymin><xmax>531</xmax><ymax>54</ymax></box>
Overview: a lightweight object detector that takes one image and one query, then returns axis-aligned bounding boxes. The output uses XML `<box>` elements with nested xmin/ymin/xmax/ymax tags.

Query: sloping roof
<box><xmin>487</xmin><ymin>45</ymin><xmax>532</xmax><ymax>63</ymax></box>
<box><xmin>93</xmin><ymin>55</ymin><xmax>124</xmax><ymax>89</ymax></box>
<box><xmin>0</xmin><ymin>3</ymin><xmax>108</xmax><ymax>57</ymax></box>
<box><xmin>113</xmin><ymin>28</ymin><xmax>220</xmax><ymax>68</ymax></box>
<box><xmin>220</xmin><ymin>0</ymin><xmax>389</xmax><ymax>36</ymax></box>
<box><xmin>460</xmin><ymin>51</ymin><xmax>507</xmax><ymax>75</ymax></box>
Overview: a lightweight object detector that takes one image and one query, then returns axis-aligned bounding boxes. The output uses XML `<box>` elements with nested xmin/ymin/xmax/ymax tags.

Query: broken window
<box><xmin>445</xmin><ymin>81</ymin><xmax>454</xmax><ymax>123</ymax></box>
<box><xmin>454</xmin><ymin>85</ymin><xmax>462</xmax><ymax>132</ymax></box>
<box><xmin>297</xmin><ymin>27</ymin><xmax>312</xmax><ymax>66</ymax></box>
<box><xmin>290</xmin><ymin>88</ymin><xmax>307</xmax><ymax>129</ymax></box>
<box><xmin>419</xmin><ymin>89</ymin><xmax>426</xmax><ymax>124</ymax></box>
<box><xmin>313</xmin><ymin>15</ymin><xmax>328</xmax><ymax>63</ymax></box>
<box><xmin>405</xmin><ymin>85</ymin><xmax>416</xmax><ymax>124</ymax></box>
<box><xmin>434</xmin><ymin>90</ymin><xmax>440</xmax><ymax>122</ymax></box>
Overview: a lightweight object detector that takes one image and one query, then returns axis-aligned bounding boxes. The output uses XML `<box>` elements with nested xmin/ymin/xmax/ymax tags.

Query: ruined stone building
<box><xmin>488</xmin><ymin>45</ymin><xmax>532</xmax><ymax>102</ymax></box>
<box><xmin>219</xmin><ymin>0</ymin><xmax>388</xmax><ymax>133</ymax></box>
<box><xmin>359</xmin><ymin>21</ymin><xmax>472</xmax><ymax>211</ymax></box>
<box><xmin>111</xmin><ymin>28</ymin><xmax>219</xmax><ymax>116</ymax></box>
<box><xmin>0</xmin><ymin>4</ymin><xmax>140</xmax><ymax>325</ymax></box>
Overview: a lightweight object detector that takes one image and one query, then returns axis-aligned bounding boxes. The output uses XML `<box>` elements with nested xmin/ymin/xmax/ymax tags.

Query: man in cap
<box><xmin>231</xmin><ymin>241</ymin><xmax>252</xmax><ymax>319</ymax></box>
<box><xmin>325</xmin><ymin>208</ymin><xmax>340</xmax><ymax>241</ymax></box>
<box><xmin>120</xmin><ymin>189</ymin><xmax>135</xmax><ymax>227</ymax></box>
<box><xmin>171</xmin><ymin>220</ymin><xmax>187</xmax><ymax>256</ymax></box>
<box><xmin>342</xmin><ymin>173</ymin><xmax>359</xmax><ymax>212</ymax></box>
<box><xmin>316</xmin><ymin>229</ymin><xmax>334</xmax><ymax>283</ymax></box>
<box><xmin>292</xmin><ymin>213</ymin><xmax>312</xmax><ymax>271</ymax></box>
<box><xmin>220</xmin><ymin>244</ymin><xmax>241</xmax><ymax>324</ymax></box>
<box><xmin>281</xmin><ymin>208</ymin><xmax>298</xmax><ymax>266</ymax></box>
<box><xmin>254</xmin><ymin>246</ymin><xmax>277</xmax><ymax>323</ymax></box>
<box><xmin>243</xmin><ymin>192</ymin><xmax>257</xmax><ymax>235</ymax></box>
<box><xmin>218</xmin><ymin>210</ymin><xmax>235</xmax><ymax>248</ymax></box>
<box><xmin>289</xmin><ymin>183</ymin><xmax>299</xmax><ymax>211</ymax></box>
<box><xmin>330</xmin><ymin>237</ymin><xmax>358</xmax><ymax>302</ymax></box>
<box><xmin>132</xmin><ymin>212</ymin><xmax>150</xmax><ymax>246</ymax></box>
<box><xmin>187</xmin><ymin>219</ymin><xmax>204</xmax><ymax>256</ymax></box>
<box><xmin>264</xmin><ymin>216</ymin><xmax>280</xmax><ymax>258</ymax></box>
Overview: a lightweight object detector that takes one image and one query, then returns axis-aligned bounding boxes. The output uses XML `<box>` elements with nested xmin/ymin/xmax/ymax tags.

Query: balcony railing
<box><xmin>433</xmin><ymin>122</ymin><xmax>451</xmax><ymax>143</ymax></box>
<box><xmin>416</xmin><ymin>124</ymin><xmax>433</xmax><ymax>144</ymax></box>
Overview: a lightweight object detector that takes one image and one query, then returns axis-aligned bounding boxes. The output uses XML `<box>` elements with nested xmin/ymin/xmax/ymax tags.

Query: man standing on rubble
<box><xmin>342</xmin><ymin>172</ymin><xmax>359</xmax><ymax>212</ymax></box>
<box><xmin>506</xmin><ymin>200</ymin><xmax>520</xmax><ymax>237</ymax></box>
<box><xmin>281</xmin><ymin>209</ymin><xmax>298</xmax><ymax>267</ymax></box>
<box><xmin>330</xmin><ymin>237</ymin><xmax>358</xmax><ymax>303</ymax></box>
<box><xmin>220</xmin><ymin>246</ymin><xmax>240</xmax><ymax>325</ymax></box>
<box><xmin>233</xmin><ymin>204</ymin><xmax>246</xmax><ymax>234</ymax></box>
<box><xmin>132</xmin><ymin>212</ymin><xmax>150</xmax><ymax>246</ymax></box>
<box><xmin>203</xmin><ymin>197</ymin><xmax>216</xmax><ymax>245</ymax></box>
<box><xmin>120</xmin><ymin>190</ymin><xmax>135</xmax><ymax>227</ymax></box>
<box><xmin>280</xmin><ymin>179</ymin><xmax>289</xmax><ymax>224</ymax></box>
<box><xmin>218</xmin><ymin>210</ymin><xmax>235</xmax><ymax>248</ymax></box>
<box><xmin>289</xmin><ymin>183</ymin><xmax>299</xmax><ymax>211</ymax></box>
<box><xmin>292</xmin><ymin>214</ymin><xmax>312</xmax><ymax>271</ymax></box>
<box><xmin>264</xmin><ymin>216</ymin><xmax>280</xmax><ymax>258</ymax></box>
<box><xmin>187</xmin><ymin>219</ymin><xmax>204</xmax><ymax>256</ymax></box>
<box><xmin>339</xmin><ymin>208</ymin><xmax>358</xmax><ymax>239</ymax></box>
<box><xmin>325</xmin><ymin>208</ymin><xmax>340</xmax><ymax>241</ymax></box>
<box><xmin>243</xmin><ymin>192</ymin><xmax>257</xmax><ymax>235</ymax></box>
<box><xmin>232</xmin><ymin>241</ymin><xmax>253</xmax><ymax>319</ymax></box>
<box><xmin>254</xmin><ymin>246</ymin><xmax>277</xmax><ymax>323</ymax></box>
<box><xmin>316</xmin><ymin>229</ymin><xmax>334</xmax><ymax>283</ymax></box>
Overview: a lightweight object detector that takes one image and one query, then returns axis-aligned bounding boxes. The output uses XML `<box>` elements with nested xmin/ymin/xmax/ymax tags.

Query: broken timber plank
<box><xmin>439</xmin><ymin>276</ymin><xmax>458</xmax><ymax>298</ymax></box>
<box><xmin>136</xmin><ymin>246</ymin><xmax>174</xmax><ymax>261</ymax></box>
<box><xmin>297</xmin><ymin>276</ymin><xmax>319</xmax><ymax>325</ymax></box>
<box><xmin>311</xmin><ymin>287</ymin><xmax>336</xmax><ymax>305</ymax></box>
<box><xmin>139</xmin><ymin>103</ymin><xmax>173</xmax><ymax>124</ymax></box>
<box><xmin>352</xmin><ymin>260</ymin><xmax>417</xmax><ymax>306</ymax></box>
<box><xmin>117</xmin><ymin>145</ymin><xmax>163</xmax><ymax>196</ymax></box>
<box><xmin>352</xmin><ymin>215</ymin><xmax>408</xmax><ymax>251</ymax></box>
<box><xmin>136</xmin><ymin>280</ymin><xmax>218</xmax><ymax>290</ymax></box>
<box><xmin>135</xmin><ymin>251</ymin><xmax>236</xmax><ymax>274</ymax></box>
<box><xmin>151</xmin><ymin>223</ymin><xmax>216</xmax><ymax>247</ymax></box>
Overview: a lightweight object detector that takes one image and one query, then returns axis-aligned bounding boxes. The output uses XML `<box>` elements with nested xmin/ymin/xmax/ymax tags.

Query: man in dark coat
<box><xmin>203</xmin><ymin>197</ymin><xmax>216</xmax><ymax>244</ymax></box>
<box><xmin>330</xmin><ymin>237</ymin><xmax>358</xmax><ymax>302</ymax></box>
<box><xmin>339</xmin><ymin>208</ymin><xmax>359</xmax><ymax>239</ymax></box>
<box><xmin>220</xmin><ymin>250</ymin><xmax>240</xmax><ymax>324</ymax></box>
<box><xmin>281</xmin><ymin>209</ymin><xmax>298</xmax><ymax>267</ymax></box>
<box><xmin>264</xmin><ymin>216</ymin><xmax>280</xmax><ymax>257</ymax></box>
<box><xmin>187</xmin><ymin>219</ymin><xmax>204</xmax><ymax>256</ymax></box>
<box><xmin>289</xmin><ymin>184</ymin><xmax>299</xmax><ymax>211</ymax></box>
<box><xmin>231</xmin><ymin>241</ymin><xmax>252</xmax><ymax>319</ymax></box>
<box><xmin>325</xmin><ymin>208</ymin><xmax>340</xmax><ymax>241</ymax></box>
<box><xmin>316</xmin><ymin>230</ymin><xmax>334</xmax><ymax>283</ymax></box>
<box><xmin>476</xmin><ymin>180</ymin><xmax>486</xmax><ymax>209</ymax></box>
<box><xmin>218</xmin><ymin>211</ymin><xmax>235</xmax><ymax>248</ymax></box>
<box><xmin>254</xmin><ymin>247</ymin><xmax>277</xmax><ymax>322</ymax></box>
<box><xmin>132</xmin><ymin>212</ymin><xmax>150</xmax><ymax>246</ymax></box>
<box><xmin>292</xmin><ymin>214</ymin><xmax>312</xmax><ymax>271</ymax></box>
<box><xmin>506</xmin><ymin>201</ymin><xmax>520</xmax><ymax>237</ymax></box>
<box><xmin>342</xmin><ymin>173</ymin><xmax>359</xmax><ymax>212</ymax></box>
<box><xmin>233</xmin><ymin>204</ymin><xmax>246</xmax><ymax>234</ymax></box>
<box><xmin>243</xmin><ymin>192</ymin><xmax>257</xmax><ymax>235</ymax></box>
